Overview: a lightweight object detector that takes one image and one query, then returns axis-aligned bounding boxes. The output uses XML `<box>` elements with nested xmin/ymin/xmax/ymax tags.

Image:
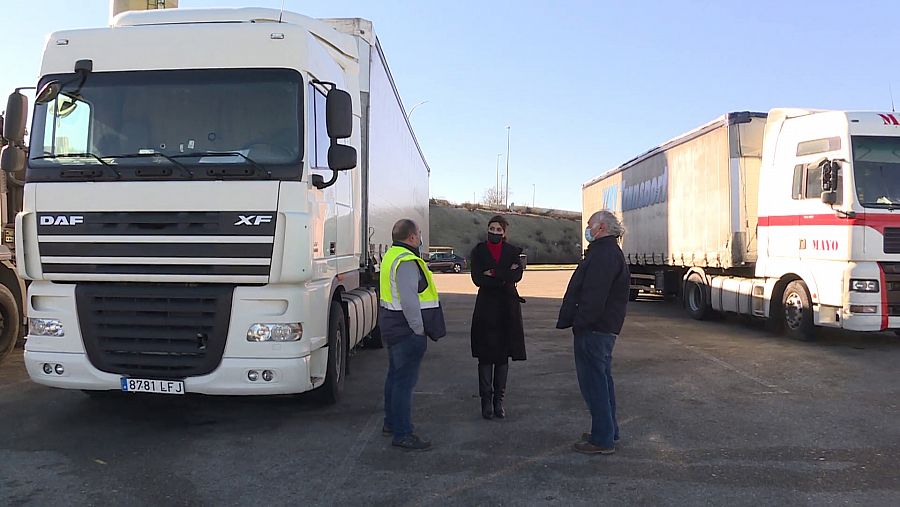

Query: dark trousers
<box><xmin>383</xmin><ymin>334</ymin><xmax>427</xmax><ymax>440</ymax></box>
<box><xmin>574</xmin><ymin>331</ymin><xmax>618</xmax><ymax>447</ymax></box>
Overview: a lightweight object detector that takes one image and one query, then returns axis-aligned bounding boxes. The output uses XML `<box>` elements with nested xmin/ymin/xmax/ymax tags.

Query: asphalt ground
<box><xmin>1</xmin><ymin>270</ymin><xmax>899</xmax><ymax>506</ymax></box>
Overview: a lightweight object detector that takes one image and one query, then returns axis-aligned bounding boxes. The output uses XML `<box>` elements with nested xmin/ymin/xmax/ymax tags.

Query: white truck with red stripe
<box><xmin>582</xmin><ymin>109</ymin><xmax>900</xmax><ymax>340</ymax></box>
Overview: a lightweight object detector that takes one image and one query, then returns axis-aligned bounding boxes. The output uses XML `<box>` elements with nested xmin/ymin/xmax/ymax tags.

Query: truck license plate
<box><xmin>120</xmin><ymin>377</ymin><xmax>185</xmax><ymax>395</ymax></box>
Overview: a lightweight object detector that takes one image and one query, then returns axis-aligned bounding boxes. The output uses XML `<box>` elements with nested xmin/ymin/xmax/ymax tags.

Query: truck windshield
<box><xmin>853</xmin><ymin>136</ymin><xmax>900</xmax><ymax>208</ymax></box>
<box><xmin>28</xmin><ymin>68</ymin><xmax>302</xmax><ymax>182</ymax></box>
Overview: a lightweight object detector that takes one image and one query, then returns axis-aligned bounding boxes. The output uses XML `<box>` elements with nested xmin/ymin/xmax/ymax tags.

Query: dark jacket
<box><xmin>556</xmin><ymin>235</ymin><xmax>629</xmax><ymax>335</ymax></box>
<box><xmin>470</xmin><ymin>241</ymin><xmax>526</xmax><ymax>362</ymax></box>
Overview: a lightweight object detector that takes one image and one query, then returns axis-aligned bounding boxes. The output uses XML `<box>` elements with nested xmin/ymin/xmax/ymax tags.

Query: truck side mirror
<box><xmin>820</xmin><ymin>159</ymin><xmax>840</xmax><ymax>205</ymax></box>
<box><xmin>1</xmin><ymin>91</ymin><xmax>29</xmax><ymax>173</ymax></box>
<box><xmin>325</xmin><ymin>88</ymin><xmax>353</xmax><ymax>139</ymax></box>
<box><xmin>35</xmin><ymin>81</ymin><xmax>61</xmax><ymax>105</ymax></box>
<box><xmin>0</xmin><ymin>144</ymin><xmax>26</xmax><ymax>173</ymax></box>
<box><xmin>328</xmin><ymin>142</ymin><xmax>357</xmax><ymax>171</ymax></box>
<box><xmin>3</xmin><ymin>91</ymin><xmax>28</xmax><ymax>145</ymax></box>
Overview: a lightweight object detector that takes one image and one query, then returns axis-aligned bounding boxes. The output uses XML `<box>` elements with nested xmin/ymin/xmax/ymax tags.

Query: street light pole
<box><xmin>406</xmin><ymin>100</ymin><xmax>429</xmax><ymax>120</ymax></box>
<box><xmin>495</xmin><ymin>154</ymin><xmax>502</xmax><ymax>203</ymax></box>
<box><xmin>505</xmin><ymin>126</ymin><xmax>510</xmax><ymax>208</ymax></box>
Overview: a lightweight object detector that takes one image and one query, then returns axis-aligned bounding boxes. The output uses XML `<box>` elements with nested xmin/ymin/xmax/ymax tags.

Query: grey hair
<box><xmin>589</xmin><ymin>210</ymin><xmax>625</xmax><ymax>238</ymax></box>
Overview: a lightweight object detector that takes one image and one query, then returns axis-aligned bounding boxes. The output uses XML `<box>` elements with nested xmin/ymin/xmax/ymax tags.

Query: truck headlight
<box><xmin>247</xmin><ymin>323</ymin><xmax>303</xmax><ymax>342</ymax></box>
<box><xmin>29</xmin><ymin>318</ymin><xmax>65</xmax><ymax>337</ymax></box>
<box><xmin>850</xmin><ymin>279</ymin><xmax>879</xmax><ymax>292</ymax></box>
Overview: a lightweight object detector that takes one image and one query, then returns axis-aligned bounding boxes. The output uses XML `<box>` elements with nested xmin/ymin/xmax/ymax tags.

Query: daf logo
<box><xmin>40</xmin><ymin>215</ymin><xmax>84</xmax><ymax>226</ymax></box>
<box><xmin>234</xmin><ymin>215</ymin><xmax>273</xmax><ymax>226</ymax></box>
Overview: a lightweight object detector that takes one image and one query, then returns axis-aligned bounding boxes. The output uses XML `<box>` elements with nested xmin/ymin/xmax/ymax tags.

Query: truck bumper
<box><xmin>838</xmin><ymin>313</ymin><xmax>894</xmax><ymax>332</ymax></box>
<box><xmin>25</xmin><ymin>350</ymin><xmax>323</xmax><ymax>395</ymax></box>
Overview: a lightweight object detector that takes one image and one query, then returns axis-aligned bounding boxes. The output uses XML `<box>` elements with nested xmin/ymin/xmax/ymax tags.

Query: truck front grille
<box><xmin>76</xmin><ymin>283</ymin><xmax>234</xmax><ymax>378</ymax></box>
<box><xmin>880</xmin><ymin>263</ymin><xmax>900</xmax><ymax>316</ymax></box>
<box><xmin>37</xmin><ymin>211</ymin><xmax>275</xmax><ymax>282</ymax></box>
<box><xmin>884</xmin><ymin>228</ymin><xmax>900</xmax><ymax>254</ymax></box>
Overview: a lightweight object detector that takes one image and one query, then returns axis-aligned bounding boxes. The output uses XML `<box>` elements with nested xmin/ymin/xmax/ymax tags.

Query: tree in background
<box><xmin>481</xmin><ymin>186</ymin><xmax>504</xmax><ymax>207</ymax></box>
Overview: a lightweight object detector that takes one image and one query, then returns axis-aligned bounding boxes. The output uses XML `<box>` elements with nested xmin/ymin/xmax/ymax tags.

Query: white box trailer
<box><xmin>326</xmin><ymin>19</ymin><xmax>430</xmax><ymax>266</ymax></box>
<box><xmin>584</xmin><ymin>112</ymin><xmax>765</xmax><ymax>273</ymax></box>
<box><xmin>584</xmin><ymin>109</ymin><xmax>900</xmax><ymax>340</ymax></box>
<box><xmin>1</xmin><ymin>7</ymin><xmax>430</xmax><ymax>400</ymax></box>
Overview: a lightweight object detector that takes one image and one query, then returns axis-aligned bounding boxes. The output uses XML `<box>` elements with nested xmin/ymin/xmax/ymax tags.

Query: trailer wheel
<box><xmin>316</xmin><ymin>301</ymin><xmax>348</xmax><ymax>404</ymax></box>
<box><xmin>782</xmin><ymin>280</ymin><xmax>816</xmax><ymax>341</ymax></box>
<box><xmin>684</xmin><ymin>273</ymin><xmax>712</xmax><ymax>320</ymax></box>
<box><xmin>0</xmin><ymin>284</ymin><xmax>20</xmax><ymax>364</ymax></box>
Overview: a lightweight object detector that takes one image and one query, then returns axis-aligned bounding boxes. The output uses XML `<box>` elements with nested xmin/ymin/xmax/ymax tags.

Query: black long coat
<box><xmin>469</xmin><ymin>241</ymin><xmax>526</xmax><ymax>362</ymax></box>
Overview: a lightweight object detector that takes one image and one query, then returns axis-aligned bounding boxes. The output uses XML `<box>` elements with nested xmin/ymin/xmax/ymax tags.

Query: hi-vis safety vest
<box><xmin>379</xmin><ymin>245</ymin><xmax>440</xmax><ymax>311</ymax></box>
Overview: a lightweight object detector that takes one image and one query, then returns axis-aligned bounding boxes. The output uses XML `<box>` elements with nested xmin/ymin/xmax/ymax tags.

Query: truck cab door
<box><xmin>762</xmin><ymin>132</ymin><xmax>802</xmax><ymax>264</ymax></box>
<box><xmin>309</xmin><ymin>81</ymin><xmax>337</xmax><ymax>259</ymax></box>
<box><xmin>795</xmin><ymin>157</ymin><xmax>845</xmax><ymax>262</ymax></box>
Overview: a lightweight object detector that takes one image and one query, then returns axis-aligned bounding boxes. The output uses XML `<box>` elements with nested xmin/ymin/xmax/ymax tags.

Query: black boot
<box><xmin>493</xmin><ymin>363</ymin><xmax>508</xmax><ymax>419</ymax></box>
<box><xmin>478</xmin><ymin>364</ymin><xmax>493</xmax><ymax>419</ymax></box>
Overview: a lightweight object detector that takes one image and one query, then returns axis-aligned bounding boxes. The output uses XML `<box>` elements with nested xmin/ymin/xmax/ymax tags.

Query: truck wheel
<box><xmin>629</xmin><ymin>289</ymin><xmax>639</xmax><ymax>301</ymax></box>
<box><xmin>782</xmin><ymin>281</ymin><xmax>816</xmax><ymax>341</ymax></box>
<box><xmin>684</xmin><ymin>273</ymin><xmax>712</xmax><ymax>320</ymax></box>
<box><xmin>316</xmin><ymin>301</ymin><xmax>347</xmax><ymax>404</ymax></box>
<box><xmin>0</xmin><ymin>284</ymin><xmax>20</xmax><ymax>365</ymax></box>
<box><xmin>452</xmin><ymin>263</ymin><xmax>462</xmax><ymax>274</ymax></box>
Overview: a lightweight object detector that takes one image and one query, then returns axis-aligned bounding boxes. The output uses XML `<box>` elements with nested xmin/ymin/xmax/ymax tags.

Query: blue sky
<box><xmin>3</xmin><ymin>0</ymin><xmax>900</xmax><ymax>211</ymax></box>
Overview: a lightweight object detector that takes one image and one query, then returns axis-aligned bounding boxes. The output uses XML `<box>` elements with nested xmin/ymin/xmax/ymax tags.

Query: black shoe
<box><xmin>581</xmin><ymin>432</ymin><xmax>619</xmax><ymax>442</ymax></box>
<box><xmin>492</xmin><ymin>399</ymin><xmax>506</xmax><ymax>419</ymax></box>
<box><xmin>478</xmin><ymin>364</ymin><xmax>494</xmax><ymax>419</ymax></box>
<box><xmin>392</xmin><ymin>434</ymin><xmax>432</xmax><ymax>451</ymax></box>
<box><xmin>382</xmin><ymin>425</ymin><xmax>392</xmax><ymax>436</ymax></box>
<box><xmin>492</xmin><ymin>363</ymin><xmax>508</xmax><ymax>419</ymax></box>
<box><xmin>573</xmin><ymin>441</ymin><xmax>615</xmax><ymax>455</ymax></box>
<box><xmin>480</xmin><ymin>397</ymin><xmax>493</xmax><ymax>419</ymax></box>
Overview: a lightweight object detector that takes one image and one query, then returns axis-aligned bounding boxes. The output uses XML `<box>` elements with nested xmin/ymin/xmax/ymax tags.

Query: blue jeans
<box><xmin>574</xmin><ymin>331</ymin><xmax>618</xmax><ymax>447</ymax></box>
<box><xmin>383</xmin><ymin>334</ymin><xmax>427</xmax><ymax>440</ymax></box>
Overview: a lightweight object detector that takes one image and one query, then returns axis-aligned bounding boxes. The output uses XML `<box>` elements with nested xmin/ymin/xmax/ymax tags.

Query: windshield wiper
<box><xmin>33</xmin><ymin>153</ymin><xmax>123</xmax><ymax>180</ymax></box>
<box><xmin>105</xmin><ymin>152</ymin><xmax>194</xmax><ymax>179</ymax></box>
<box><xmin>171</xmin><ymin>151</ymin><xmax>271</xmax><ymax>179</ymax></box>
<box><xmin>861</xmin><ymin>202</ymin><xmax>900</xmax><ymax>211</ymax></box>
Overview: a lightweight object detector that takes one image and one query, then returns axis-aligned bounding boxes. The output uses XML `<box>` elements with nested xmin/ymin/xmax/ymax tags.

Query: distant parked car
<box><xmin>427</xmin><ymin>252</ymin><xmax>467</xmax><ymax>273</ymax></box>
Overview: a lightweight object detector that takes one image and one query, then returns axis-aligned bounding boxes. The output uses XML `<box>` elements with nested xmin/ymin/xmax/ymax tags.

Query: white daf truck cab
<box><xmin>1</xmin><ymin>6</ymin><xmax>431</xmax><ymax>400</ymax></box>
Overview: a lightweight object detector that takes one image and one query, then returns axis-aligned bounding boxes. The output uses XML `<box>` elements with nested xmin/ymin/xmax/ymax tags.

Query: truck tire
<box><xmin>316</xmin><ymin>301</ymin><xmax>347</xmax><ymax>404</ymax></box>
<box><xmin>684</xmin><ymin>273</ymin><xmax>712</xmax><ymax>320</ymax></box>
<box><xmin>782</xmin><ymin>280</ymin><xmax>816</xmax><ymax>341</ymax></box>
<box><xmin>0</xmin><ymin>284</ymin><xmax>20</xmax><ymax>365</ymax></box>
<box><xmin>629</xmin><ymin>288</ymin><xmax>639</xmax><ymax>301</ymax></box>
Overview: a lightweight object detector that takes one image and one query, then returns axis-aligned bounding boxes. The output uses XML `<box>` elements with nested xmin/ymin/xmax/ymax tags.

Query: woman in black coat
<box><xmin>470</xmin><ymin>215</ymin><xmax>526</xmax><ymax>420</ymax></box>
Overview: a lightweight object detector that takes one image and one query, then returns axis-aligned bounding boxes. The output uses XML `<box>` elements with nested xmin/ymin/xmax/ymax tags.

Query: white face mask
<box><xmin>585</xmin><ymin>226</ymin><xmax>595</xmax><ymax>242</ymax></box>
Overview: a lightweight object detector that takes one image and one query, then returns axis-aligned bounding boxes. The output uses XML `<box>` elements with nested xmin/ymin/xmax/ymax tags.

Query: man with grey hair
<box><xmin>557</xmin><ymin>210</ymin><xmax>629</xmax><ymax>455</ymax></box>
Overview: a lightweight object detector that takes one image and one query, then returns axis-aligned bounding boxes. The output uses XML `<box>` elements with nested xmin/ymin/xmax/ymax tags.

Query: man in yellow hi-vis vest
<box><xmin>379</xmin><ymin>219</ymin><xmax>446</xmax><ymax>451</ymax></box>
